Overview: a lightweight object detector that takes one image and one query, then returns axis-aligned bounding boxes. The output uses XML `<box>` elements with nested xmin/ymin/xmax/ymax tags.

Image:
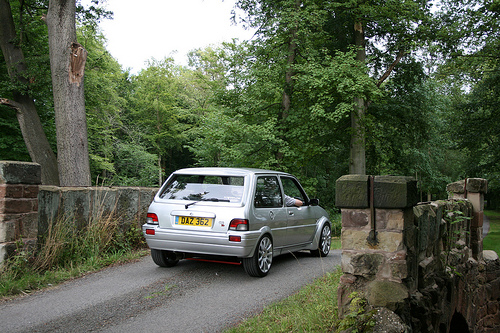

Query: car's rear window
<box><xmin>159</xmin><ymin>174</ymin><xmax>245</xmax><ymax>203</ymax></box>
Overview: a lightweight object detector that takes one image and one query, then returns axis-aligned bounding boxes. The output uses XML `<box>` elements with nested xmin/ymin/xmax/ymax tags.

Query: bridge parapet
<box><xmin>0</xmin><ymin>161</ymin><xmax>157</xmax><ymax>265</ymax></box>
<box><xmin>336</xmin><ymin>175</ymin><xmax>499</xmax><ymax>332</ymax></box>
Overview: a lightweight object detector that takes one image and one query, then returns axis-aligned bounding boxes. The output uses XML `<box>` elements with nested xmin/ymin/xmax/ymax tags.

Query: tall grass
<box><xmin>0</xmin><ymin>195</ymin><xmax>147</xmax><ymax>298</ymax></box>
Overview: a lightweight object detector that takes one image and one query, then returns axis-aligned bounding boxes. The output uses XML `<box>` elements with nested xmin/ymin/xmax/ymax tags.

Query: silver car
<box><xmin>142</xmin><ymin>167</ymin><xmax>331</xmax><ymax>277</ymax></box>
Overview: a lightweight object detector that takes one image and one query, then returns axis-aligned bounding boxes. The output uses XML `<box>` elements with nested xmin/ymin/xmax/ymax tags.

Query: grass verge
<box><xmin>0</xmin><ymin>250</ymin><xmax>148</xmax><ymax>299</ymax></box>
<box><xmin>331</xmin><ymin>237</ymin><xmax>341</xmax><ymax>250</ymax></box>
<box><xmin>224</xmin><ymin>267</ymin><xmax>342</xmax><ymax>333</ymax></box>
<box><xmin>483</xmin><ymin>210</ymin><xmax>500</xmax><ymax>255</ymax></box>
<box><xmin>0</xmin><ymin>211</ymin><xmax>147</xmax><ymax>299</ymax></box>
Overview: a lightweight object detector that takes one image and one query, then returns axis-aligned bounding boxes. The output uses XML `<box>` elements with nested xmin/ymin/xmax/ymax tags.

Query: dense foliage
<box><xmin>1</xmin><ymin>0</ymin><xmax>499</xmax><ymax>209</ymax></box>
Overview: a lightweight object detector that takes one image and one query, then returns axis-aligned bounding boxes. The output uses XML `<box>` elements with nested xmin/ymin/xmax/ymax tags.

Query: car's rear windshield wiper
<box><xmin>185</xmin><ymin>198</ymin><xmax>230</xmax><ymax>209</ymax></box>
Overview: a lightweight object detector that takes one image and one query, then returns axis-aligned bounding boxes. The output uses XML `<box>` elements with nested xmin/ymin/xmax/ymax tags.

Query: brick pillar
<box><xmin>0</xmin><ymin>161</ymin><xmax>41</xmax><ymax>264</ymax></box>
<box><xmin>446</xmin><ymin>178</ymin><xmax>488</xmax><ymax>260</ymax></box>
<box><xmin>336</xmin><ymin>175</ymin><xmax>418</xmax><ymax>317</ymax></box>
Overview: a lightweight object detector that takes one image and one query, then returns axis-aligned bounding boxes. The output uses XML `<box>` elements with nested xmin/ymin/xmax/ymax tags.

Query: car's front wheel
<box><xmin>243</xmin><ymin>235</ymin><xmax>273</xmax><ymax>277</ymax></box>
<box><xmin>151</xmin><ymin>249</ymin><xmax>180</xmax><ymax>267</ymax></box>
<box><xmin>311</xmin><ymin>223</ymin><xmax>331</xmax><ymax>257</ymax></box>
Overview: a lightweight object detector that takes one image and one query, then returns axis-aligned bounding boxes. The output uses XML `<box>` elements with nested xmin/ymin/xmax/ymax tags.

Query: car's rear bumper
<box><xmin>142</xmin><ymin>224</ymin><xmax>259</xmax><ymax>258</ymax></box>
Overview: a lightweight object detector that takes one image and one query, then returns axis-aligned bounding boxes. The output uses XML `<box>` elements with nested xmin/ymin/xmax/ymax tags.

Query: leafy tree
<box><xmin>128</xmin><ymin>58</ymin><xmax>191</xmax><ymax>185</ymax></box>
<box><xmin>111</xmin><ymin>142</ymin><xmax>158</xmax><ymax>187</ymax></box>
<box><xmin>436</xmin><ymin>0</ymin><xmax>500</xmax><ymax>205</ymax></box>
<box><xmin>367</xmin><ymin>60</ymin><xmax>461</xmax><ymax>199</ymax></box>
<box><xmin>326</xmin><ymin>0</ymin><xmax>433</xmax><ymax>174</ymax></box>
<box><xmin>79</xmin><ymin>24</ymin><xmax>129</xmax><ymax>183</ymax></box>
<box><xmin>0</xmin><ymin>0</ymin><xmax>59</xmax><ymax>184</ymax></box>
<box><xmin>0</xmin><ymin>0</ymin><xmax>110</xmax><ymax>185</ymax></box>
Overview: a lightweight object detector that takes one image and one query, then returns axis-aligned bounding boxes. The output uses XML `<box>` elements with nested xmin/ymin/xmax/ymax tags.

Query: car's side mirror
<box><xmin>309</xmin><ymin>198</ymin><xmax>319</xmax><ymax>206</ymax></box>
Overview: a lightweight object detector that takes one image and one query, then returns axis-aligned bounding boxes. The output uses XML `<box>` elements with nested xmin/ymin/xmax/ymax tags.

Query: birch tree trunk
<box><xmin>0</xmin><ymin>0</ymin><xmax>60</xmax><ymax>185</ymax></box>
<box><xmin>46</xmin><ymin>0</ymin><xmax>91</xmax><ymax>186</ymax></box>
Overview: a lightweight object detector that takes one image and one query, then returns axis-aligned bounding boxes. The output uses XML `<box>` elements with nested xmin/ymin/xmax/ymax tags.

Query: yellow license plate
<box><xmin>176</xmin><ymin>216</ymin><xmax>213</xmax><ymax>227</ymax></box>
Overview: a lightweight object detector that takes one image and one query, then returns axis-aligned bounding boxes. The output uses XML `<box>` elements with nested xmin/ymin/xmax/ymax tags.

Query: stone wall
<box><xmin>0</xmin><ymin>161</ymin><xmax>158</xmax><ymax>264</ymax></box>
<box><xmin>38</xmin><ymin>185</ymin><xmax>157</xmax><ymax>237</ymax></box>
<box><xmin>336</xmin><ymin>175</ymin><xmax>500</xmax><ymax>333</ymax></box>
<box><xmin>0</xmin><ymin>161</ymin><xmax>41</xmax><ymax>263</ymax></box>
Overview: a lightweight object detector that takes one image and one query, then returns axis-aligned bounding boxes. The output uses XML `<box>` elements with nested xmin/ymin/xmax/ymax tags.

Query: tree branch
<box><xmin>377</xmin><ymin>50</ymin><xmax>407</xmax><ymax>87</ymax></box>
<box><xmin>258</xmin><ymin>102</ymin><xmax>281</xmax><ymax>113</ymax></box>
<box><xmin>0</xmin><ymin>97</ymin><xmax>22</xmax><ymax>113</ymax></box>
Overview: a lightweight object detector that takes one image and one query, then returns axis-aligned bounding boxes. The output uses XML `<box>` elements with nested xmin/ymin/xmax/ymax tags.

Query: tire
<box><xmin>311</xmin><ymin>223</ymin><xmax>331</xmax><ymax>257</ymax></box>
<box><xmin>151</xmin><ymin>249</ymin><xmax>179</xmax><ymax>267</ymax></box>
<box><xmin>243</xmin><ymin>235</ymin><xmax>273</xmax><ymax>277</ymax></box>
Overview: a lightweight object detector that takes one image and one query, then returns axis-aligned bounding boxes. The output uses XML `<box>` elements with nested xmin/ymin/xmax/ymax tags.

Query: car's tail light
<box><xmin>145</xmin><ymin>229</ymin><xmax>155</xmax><ymax>235</ymax></box>
<box><xmin>229</xmin><ymin>219</ymin><xmax>248</xmax><ymax>231</ymax></box>
<box><xmin>146</xmin><ymin>213</ymin><xmax>159</xmax><ymax>225</ymax></box>
<box><xmin>229</xmin><ymin>235</ymin><xmax>241</xmax><ymax>242</ymax></box>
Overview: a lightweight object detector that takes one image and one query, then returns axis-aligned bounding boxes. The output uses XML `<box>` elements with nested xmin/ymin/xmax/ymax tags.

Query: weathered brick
<box><xmin>447</xmin><ymin>180</ymin><xmax>465</xmax><ymax>194</ymax></box>
<box><xmin>340</xmin><ymin>273</ymin><xmax>357</xmax><ymax>285</ymax></box>
<box><xmin>341</xmin><ymin>209</ymin><xmax>370</xmax><ymax>228</ymax></box>
<box><xmin>138</xmin><ymin>188</ymin><xmax>157</xmax><ymax>222</ymax></box>
<box><xmin>389</xmin><ymin>260</ymin><xmax>408</xmax><ymax>280</ymax></box>
<box><xmin>388</xmin><ymin>250</ymin><xmax>407</xmax><ymax>261</ymax></box>
<box><xmin>468</xmin><ymin>192</ymin><xmax>484</xmax><ymax>212</ymax></box>
<box><xmin>336</xmin><ymin>175</ymin><xmax>370</xmax><ymax>208</ymax></box>
<box><xmin>374</xmin><ymin>176</ymin><xmax>418</xmax><ymax>208</ymax></box>
<box><xmin>90</xmin><ymin>187</ymin><xmax>119</xmax><ymax>221</ymax></box>
<box><xmin>376</xmin><ymin>209</ymin><xmax>405</xmax><ymax>230</ymax></box>
<box><xmin>466</xmin><ymin>178</ymin><xmax>488</xmax><ymax>193</ymax></box>
<box><xmin>341</xmin><ymin>229</ymin><xmax>370</xmax><ymax>250</ymax></box>
<box><xmin>116</xmin><ymin>187</ymin><xmax>141</xmax><ymax>222</ymax></box>
<box><xmin>0</xmin><ymin>161</ymin><xmax>41</xmax><ymax>185</ymax></box>
<box><xmin>377</xmin><ymin>231</ymin><xmax>405</xmax><ymax>252</ymax></box>
<box><xmin>341</xmin><ymin>228</ymin><xmax>404</xmax><ymax>252</ymax></box>
<box><xmin>60</xmin><ymin>187</ymin><xmax>91</xmax><ymax>228</ymax></box>
<box><xmin>366</xmin><ymin>280</ymin><xmax>409</xmax><ymax>310</ymax></box>
<box><xmin>3</xmin><ymin>198</ymin><xmax>36</xmax><ymax>214</ymax></box>
<box><xmin>472</xmin><ymin>211</ymin><xmax>484</xmax><ymax>228</ymax></box>
<box><xmin>0</xmin><ymin>219</ymin><xmax>19</xmax><ymax>242</ymax></box>
<box><xmin>19</xmin><ymin>212</ymin><xmax>38</xmax><ymax>238</ymax></box>
<box><xmin>342</xmin><ymin>251</ymin><xmax>385</xmax><ymax>277</ymax></box>
<box><xmin>4</xmin><ymin>184</ymin><xmax>24</xmax><ymax>198</ymax></box>
<box><xmin>23</xmin><ymin>185</ymin><xmax>39</xmax><ymax>198</ymax></box>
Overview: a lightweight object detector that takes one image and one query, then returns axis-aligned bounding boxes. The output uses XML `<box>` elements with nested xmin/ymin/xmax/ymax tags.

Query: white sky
<box><xmin>89</xmin><ymin>0</ymin><xmax>254</xmax><ymax>73</ymax></box>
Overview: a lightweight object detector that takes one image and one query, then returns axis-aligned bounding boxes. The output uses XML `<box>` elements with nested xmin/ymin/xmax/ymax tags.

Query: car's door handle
<box><xmin>269</xmin><ymin>210</ymin><xmax>275</xmax><ymax>220</ymax></box>
<box><xmin>288</xmin><ymin>211</ymin><xmax>294</xmax><ymax>216</ymax></box>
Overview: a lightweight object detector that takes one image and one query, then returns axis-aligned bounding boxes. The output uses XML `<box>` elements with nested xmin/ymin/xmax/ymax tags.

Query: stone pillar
<box><xmin>336</xmin><ymin>175</ymin><xmax>418</xmax><ymax>317</ymax></box>
<box><xmin>447</xmin><ymin>178</ymin><xmax>488</xmax><ymax>260</ymax></box>
<box><xmin>0</xmin><ymin>161</ymin><xmax>41</xmax><ymax>264</ymax></box>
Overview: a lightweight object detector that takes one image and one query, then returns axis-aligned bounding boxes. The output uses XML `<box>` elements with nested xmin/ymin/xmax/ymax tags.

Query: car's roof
<box><xmin>173</xmin><ymin>167</ymin><xmax>292</xmax><ymax>177</ymax></box>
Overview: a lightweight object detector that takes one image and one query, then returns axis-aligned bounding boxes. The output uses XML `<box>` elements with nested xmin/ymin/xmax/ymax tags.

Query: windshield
<box><xmin>159</xmin><ymin>174</ymin><xmax>245</xmax><ymax>203</ymax></box>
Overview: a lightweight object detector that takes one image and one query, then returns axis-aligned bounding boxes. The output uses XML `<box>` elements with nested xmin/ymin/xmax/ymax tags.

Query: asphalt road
<box><xmin>0</xmin><ymin>250</ymin><xmax>341</xmax><ymax>333</ymax></box>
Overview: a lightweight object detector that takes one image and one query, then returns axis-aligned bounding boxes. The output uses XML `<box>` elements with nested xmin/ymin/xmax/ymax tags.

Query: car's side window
<box><xmin>281</xmin><ymin>177</ymin><xmax>306</xmax><ymax>203</ymax></box>
<box><xmin>254</xmin><ymin>176</ymin><xmax>283</xmax><ymax>208</ymax></box>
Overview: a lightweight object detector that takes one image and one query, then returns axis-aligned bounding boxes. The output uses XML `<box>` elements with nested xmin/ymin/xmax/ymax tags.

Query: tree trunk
<box><xmin>281</xmin><ymin>0</ymin><xmax>301</xmax><ymax>122</ymax></box>
<box><xmin>281</xmin><ymin>30</ymin><xmax>297</xmax><ymax>121</ymax></box>
<box><xmin>276</xmin><ymin>0</ymin><xmax>300</xmax><ymax>163</ymax></box>
<box><xmin>0</xmin><ymin>0</ymin><xmax>60</xmax><ymax>185</ymax></box>
<box><xmin>46</xmin><ymin>0</ymin><xmax>91</xmax><ymax>186</ymax></box>
<box><xmin>349</xmin><ymin>21</ymin><xmax>367</xmax><ymax>175</ymax></box>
